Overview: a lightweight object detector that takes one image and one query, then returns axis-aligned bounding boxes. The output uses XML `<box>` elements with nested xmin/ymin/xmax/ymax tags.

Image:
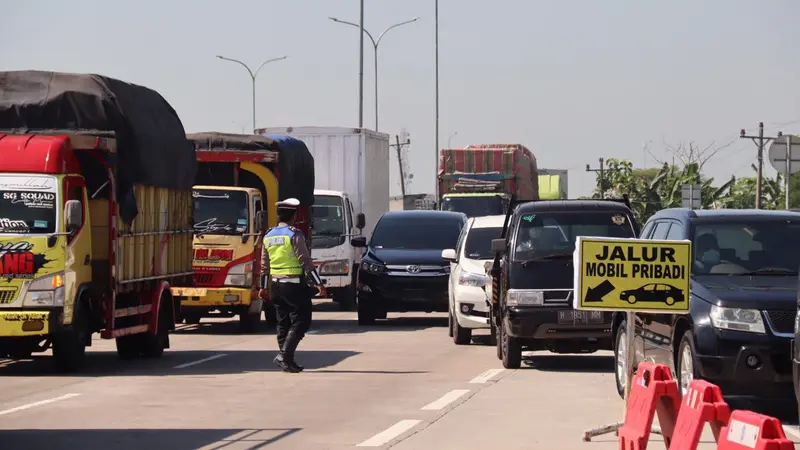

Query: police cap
<box><xmin>275</xmin><ymin>198</ymin><xmax>301</xmax><ymax>210</ymax></box>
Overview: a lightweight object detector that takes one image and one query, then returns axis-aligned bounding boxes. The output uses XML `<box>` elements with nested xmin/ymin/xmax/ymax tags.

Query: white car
<box><xmin>442</xmin><ymin>215</ymin><xmax>505</xmax><ymax>345</ymax></box>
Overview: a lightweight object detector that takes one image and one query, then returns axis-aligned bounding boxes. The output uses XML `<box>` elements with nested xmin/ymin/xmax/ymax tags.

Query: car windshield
<box><xmin>0</xmin><ymin>174</ymin><xmax>58</xmax><ymax>234</ymax></box>
<box><xmin>312</xmin><ymin>195</ymin><xmax>346</xmax><ymax>237</ymax></box>
<box><xmin>513</xmin><ymin>211</ymin><xmax>636</xmax><ymax>262</ymax></box>
<box><xmin>193</xmin><ymin>189</ymin><xmax>249</xmax><ymax>236</ymax></box>
<box><xmin>441</xmin><ymin>196</ymin><xmax>505</xmax><ymax>217</ymax></box>
<box><xmin>371</xmin><ymin>217</ymin><xmax>463</xmax><ymax>250</ymax></box>
<box><xmin>692</xmin><ymin>219</ymin><xmax>800</xmax><ymax>276</ymax></box>
<box><xmin>464</xmin><ymin>226</ymin><xmax>503</xmax><ymax>260</ymax></box>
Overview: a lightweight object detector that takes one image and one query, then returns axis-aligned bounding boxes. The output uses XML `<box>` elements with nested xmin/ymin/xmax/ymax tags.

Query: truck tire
<box><xmin>357</xmin><ymin>297</ymin><xmax>375</xmax><ymax>326</ymax></box>
<box><xmin>335</xmin><ymin>284</ymin><xmax>357</xmax><ymax>312</ymax></box>
<box><xmin>115</xmin><ymin>335</ymin><xmax>140</xmax><ymax>360</ymax></box>
<box><xmin>183</xmin><ymin>313</ymin><xmax>202</xmax><ymax>325</ymax></box>
<box><xmin>240</xmin><ymin>310</ymin><xmax>262</xmax><ymax>334</ymax></box>
<box><xmin>53</xmin><ymin>300</ymin><xmax>90</xmax><ymax>373</ymax></box>
<box><xmin>140</xmin><ymin>295</ymin><xmax>171</xmax><ymax>358</ymax></box>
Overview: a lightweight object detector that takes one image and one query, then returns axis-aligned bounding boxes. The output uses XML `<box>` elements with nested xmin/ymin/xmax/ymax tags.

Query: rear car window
<box><xmin>513</xmin><ymin>210</ymin><xmax>636</xmax><ymax>262</ymax></box>
<box><xmin>371</xmin><ymin>217</ymin><xmax>463</xmax><ymax>250</ymax></box>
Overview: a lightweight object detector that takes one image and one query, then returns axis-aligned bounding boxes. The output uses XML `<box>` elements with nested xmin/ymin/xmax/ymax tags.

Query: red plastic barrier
<box><xmin>618</xmin><ymin>362</ymin><xmax>681</xmax><ymax>450</ymax></box>
<box><xmin>667</xmin><ymin>380</ymin><xmax>731</xmax><ymax>450</ymax></box>
<box><xmin>716</xmin><ymin>410</ymin><xmax>795</xmax><ymax>450</ymax></box>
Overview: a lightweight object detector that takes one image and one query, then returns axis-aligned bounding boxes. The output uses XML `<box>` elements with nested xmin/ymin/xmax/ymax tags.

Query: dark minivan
<box><xmin>351</xmin><ymin>210</ymin><xmax>468</xmax><ymax>325</ymax></box>
<box><xmin>624</xmin><ymin>209</ymin><xmax>799</xmax><ymax>407</ymax></box>
<box><xmin>490</xmin><ymin>200</ymin><xmax>639</xmax><ymax>369</ymax></box>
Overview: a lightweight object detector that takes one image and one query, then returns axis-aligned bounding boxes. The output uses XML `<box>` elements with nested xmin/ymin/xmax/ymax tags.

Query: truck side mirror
<box><xmin>491</xmin><ymin>238</ymin><xmax>506</xmax><ymax>254</ymax></box>
<box><xmin>356</xmin><ymin>213</ymin><xmax>366</xmax><ymax>230</ymax></box>
<box><xmin>350</xmin><ymin>236</ymin><xmax>367</xmax><ymax>248</ymax></box>
<box><xmin>64</xmin><ymin>200</ymin><xmax>82</xmax><ymax>232</ymax></box>
<box><xmin>254</xmin><ymin>211</ymin><xmax>268</xmax><ymax>233</ymax></box>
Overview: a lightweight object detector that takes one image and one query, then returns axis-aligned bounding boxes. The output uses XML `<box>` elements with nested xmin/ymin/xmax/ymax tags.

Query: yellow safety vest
<box><xmin>264</xmin><ymin>226</ymin><xmax>303</xmax><ymax>276</ymax></box>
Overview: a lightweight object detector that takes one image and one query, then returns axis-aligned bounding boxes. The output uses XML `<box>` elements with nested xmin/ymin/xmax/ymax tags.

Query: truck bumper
<box><xmin>0</xmin><ymin>310</ymin><xmax>51</xmax><ymax>337</ymax></box>
<box><xmin>320</xmin><ymin>274</ymin><xmax>350</xmax><ymax>289</ymax></box>
<box><xmin>172</xmin><ymin>287</ymin><xmax>254</xmax><ymax>308</ymax></box>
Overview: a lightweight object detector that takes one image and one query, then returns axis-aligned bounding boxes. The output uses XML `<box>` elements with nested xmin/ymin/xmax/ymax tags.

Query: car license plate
<box><xmin>558</xmin><ymin>310</ymin><xmax>603</xmax><ymax>324</ymax></box>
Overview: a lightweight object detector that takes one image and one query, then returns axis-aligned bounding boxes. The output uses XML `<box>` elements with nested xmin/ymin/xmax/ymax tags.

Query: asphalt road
<box><xmin>1</xmin><ymin>301</ymin><xmax>798</xmax><ymax>450</ymax></box>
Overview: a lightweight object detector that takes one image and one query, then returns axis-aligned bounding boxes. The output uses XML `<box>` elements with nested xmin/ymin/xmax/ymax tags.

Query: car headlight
<box><xmin>362</xmin><ymin>261</ymin><xmax>385</xmax><ymax>274</ymax></box>
<box><xmin>23</xmin><ymin>272</ymin><xmax>66</xmax><ymax>307</ymax></box>
<box><xmin>459</xmin><ymin>271</ymin><xmax>488</xmax><ymax>287</ymax></box>
<box><xmin>709</xmin><ymin>305</ymin><xmax>765</xmax><ymax>334</ymax></box>
<box><xmin>506</xmin><ymin>289</ymin><xmax>543</xmax><ymax>307</ymax></box>
<box><xmin>224</xmin><ymin>261</ymin><xmax>253</xmax><ymax>287</ymax></box>
<box><xmin>320</xmin><ymin>260</ymin><xmax>349</xmax><ymax>275</ymax></box>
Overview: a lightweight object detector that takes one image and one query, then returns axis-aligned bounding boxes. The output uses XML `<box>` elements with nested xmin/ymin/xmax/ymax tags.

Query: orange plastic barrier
<box><xmin>717</xmin><ymin>410</ymin><xmax>795</xmax><ymax>450</ymax></box>
<box><xmin>618</xmin><ymin>362</ymin><xmax>681</xmax><ymax>450</ymax></box>
<box><xmin>668</xmin><ymin>380</ymin><xmax>732</xmax><ymax>450</ymax></box>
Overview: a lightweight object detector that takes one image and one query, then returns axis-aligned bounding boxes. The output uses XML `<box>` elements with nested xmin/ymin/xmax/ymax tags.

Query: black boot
<box><xmin>279</xmin><ymin>330</ymin><xmax>303</xmax><ymax>373</ymax></box>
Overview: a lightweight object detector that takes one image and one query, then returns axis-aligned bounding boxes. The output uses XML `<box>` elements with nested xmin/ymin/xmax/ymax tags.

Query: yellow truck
<box><xmin>171</xmin><ymin>133</ymin><xmax>315</xmax><ymax>332</ymax></box>
<box><xmin>0</xmin><ymin>70</ymin><xmax>196</xmax><ymax>371</ymax></box>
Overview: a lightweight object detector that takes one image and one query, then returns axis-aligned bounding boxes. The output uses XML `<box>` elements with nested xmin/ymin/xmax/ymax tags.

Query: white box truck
<box><xmin>258</xmin><ymin>126</ymin><xmax>390</xmax><ymax>310</ymax></box>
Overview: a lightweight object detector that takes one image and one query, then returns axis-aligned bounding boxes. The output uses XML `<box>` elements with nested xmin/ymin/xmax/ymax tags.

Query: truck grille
<box><xmin>765</xmin><ymin>310</ymin><xmax>796</xmax><ymax>335</ymax></box>
<box><xmin>0</xmin><ymin>288</ymin><xmax>18</xmax><ymax>304</ymax></box>
<box><xmin>194</xmin><ymin>274</ymin><xmax>214</xmax><ymax>286</ymax></box>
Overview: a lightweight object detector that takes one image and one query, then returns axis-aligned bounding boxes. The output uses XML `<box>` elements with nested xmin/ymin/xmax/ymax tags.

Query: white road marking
<box><xmin>469</xmin><ymin>368</ymin><xmax>504</xmax><ymax>384</ymax></box>
<box><xmin>173</xmin><ymin>353</ymin><xmax>228</xmax><ymax>369</ymax></box>
<box><xmin>0</xmin><ymin>393</ymin><xmax>81</xmax><ymax>416</ymax></box>
<box><xmin>421</xmin><ymin>389</ymin><xmax>470</xmax><ymax>411</ymax></box>
<box><xmin>783</xmin><ymin>425</ymin><xmax>800</xmax><ymax>442</ymax></box>
<box><xmin>356</xmin><ymin>420</ymin><xmax>422</xmax><ymax>447</ymax></box>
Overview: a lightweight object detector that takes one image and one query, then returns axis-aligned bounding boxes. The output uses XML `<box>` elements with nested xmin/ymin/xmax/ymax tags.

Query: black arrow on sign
<box><xmin>584</xmin><ymin>280</ymin><xmax>616</xmax><ymax>302</ymax></box>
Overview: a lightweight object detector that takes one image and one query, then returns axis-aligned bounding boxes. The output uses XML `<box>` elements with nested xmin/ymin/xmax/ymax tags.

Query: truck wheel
<box><xmin>501</xmin><ymin>324</ymin><xmax>521</xmax><ymax>369</ymax></box>
<box><xmin>488</xmin><ymin>316</ymin><xmax>498</xmax><ymax>346</ymax></box>
<box><xmin>453</xmin><ymin>315</ymin><xmax>472</xmax><ymax>345</ymax></box>
<box><xmin>357</xmin><ymin>298</ymin><xmax>375</xmax><ymax>326</ymax></box>
<box><xmin>140</xmin><ymin>296</ymin><xmax>171</xmax><ymax>358</ymax></box>
<box><xmin>335</xmin><ymin>285</ymin><xmax>357</xmax><ymax>311</ymax></box>
<box><xmin>53</xmin><ymin>300</ymin><xmax>90</xmax><ymax>373</ymax></box>
<box><xmin>116</xmin><ymin>335</ymin><xmax>140</xmax><ymax>360</ymax></box>
<box><xmin>183</xmin><ymin>313</ymin><xmax>202</xmax><ymax>325</ymax></box>
<box><xmin>240</xmin><ymin>310</ymin><xmax>262</xmax><ymax>334</ymax></box>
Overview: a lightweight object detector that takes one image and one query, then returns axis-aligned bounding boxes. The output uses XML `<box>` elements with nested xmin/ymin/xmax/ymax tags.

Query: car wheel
<box><xmin>677</xmin><ymin>330</ymin><xmax>699</xmax><ymax>397</ymax></box>
<box><xmin>501</xmin><ymin>324</ymin><xmax>521</xmax><ymax>369</ymax></box>
<box><xmin>627</xmin><ymin>295</ymin><xmax>636</xmax><ymax>304</ymax></box>
<box><xmin>665</xmin><ymin>296</ymin><xmax>675</xmax><ymax>306</ymax></box>
<box><xmin>614</xmin><ymin>320</ymin><xmax>628</xmax><ymax>399</ymax></box>
<box><xmin>448</xmin><ymin>309</ymin><xmax>454</xmax><ymax>337</ymax></box>
<box><xmin>453</xmin><ymin>313</ymin><xmax>472</xmax><ymax>345</ymax></box>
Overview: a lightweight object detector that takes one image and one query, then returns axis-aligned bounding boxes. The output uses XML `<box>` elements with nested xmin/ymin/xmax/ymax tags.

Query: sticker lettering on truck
<box><xmin>193</xmin><ymin>248</ymin><xmax>234</xmax><ymax>264</ymax></box>
<box><xmin>0</xmin><ymin>242</ymin><xmax>53</xmax><ymax>279</ymax></box>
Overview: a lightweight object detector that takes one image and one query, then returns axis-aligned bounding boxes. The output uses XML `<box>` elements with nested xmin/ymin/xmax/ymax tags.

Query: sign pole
<box><xmin>786</xmin><ymin>136</ymin><xmax>792</xmax><ymax>210</ymax></box>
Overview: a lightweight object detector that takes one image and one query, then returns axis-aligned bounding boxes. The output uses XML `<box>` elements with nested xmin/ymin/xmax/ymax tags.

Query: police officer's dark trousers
<box><xmin>273</xmin><ymin>279</ymin><xmax>313</xmax><ymax>371</ymax></box>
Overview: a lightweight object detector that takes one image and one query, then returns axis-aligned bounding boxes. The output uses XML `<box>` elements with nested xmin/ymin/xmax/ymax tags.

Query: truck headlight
<box><xmin>320</xmin><ymin>260</ymin><xmax>349</xmax><ymax>275</ymax></box>
<box><xmin>710</xmin><ymin>305</ymin><xmax>765</xmax><ymax>334</ymax></box>
<box><xmin>506</xmin><ymin>289</ymin><xmax>543</xmax><ymax>307</ymax></box>
<box><xmin>458</xmin><ymin>271</ymin><xmax>488</xmax><ymax>287</ymax></box>
<box><xmin>23</xmin><ymin>272</ymin><xmax>66</xmax><ymax>307</ymax></box>
<box><xmin>224</xmin><ymin>262</ymin><xmax>253</xmax><ymax>287</ymax></box>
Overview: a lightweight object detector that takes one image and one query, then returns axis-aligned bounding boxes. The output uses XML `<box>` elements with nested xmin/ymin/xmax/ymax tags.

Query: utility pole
<box><xmin>586</xmin><ymin>157</ymin><xmax>607</xmax><ymax>198</ymax></box>
<box><xmin>358</xmin><ymin>0</ymin><xmax>365</xmax><ymax>128</ymax></box>
<box><xmin>740</xmin><ymin>122</ymin><xmax>780</xmax><ymax>209</ymax></box>
<box><xmin>434</xmin><ymin>0</ymin><xmax>440</xmax><ymax>200</ymax></box>
<box><xmin>391</xmin><ymin>134</ymin><xmax>411</xmax><ymax>197</ymax></box>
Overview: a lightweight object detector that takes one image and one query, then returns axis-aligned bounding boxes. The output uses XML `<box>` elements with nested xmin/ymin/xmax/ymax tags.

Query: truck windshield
<box><xmin>441</xmin><ymin>196</ymin><xmax>505</xmax><ymax>217</ymax></box>
<box><xmin>193</xmin><ymin>189</ymin><xmax>249</xmax><ymax>236</ymax></box>
<box><xmin>312</xmin><ymin>195</ymin><xmax>346</xmax><ymax>237</ymax></box>
<box><xmin>0</xmin><ymin>174</ymin><xmax>58</xmax><ymax>234</ymax></box>
<box><xmin>513</xmin><ymin>211</ymin><xmax>635</xmax><ymax>262</ymax></box>
<box><xmin>692</xmin><ymin>219</ymin><xmax>800</xmax><ymax>276</ymax></box>
<box><xmin>371</xmin><ymin>217</ymin><xmax>463</xmax><ymax>250</ymax></box>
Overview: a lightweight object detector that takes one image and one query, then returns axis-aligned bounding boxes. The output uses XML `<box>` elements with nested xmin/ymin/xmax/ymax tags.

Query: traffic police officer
<box><xmin>260</xmin><ymin>198</ymin><xmax>326</xmax><ymax>373</ymax></box>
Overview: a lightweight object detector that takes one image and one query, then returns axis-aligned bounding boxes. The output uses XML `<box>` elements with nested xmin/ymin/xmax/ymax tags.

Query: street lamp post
<box><xmin>330</xmin><ymin>16</ymin><xmax>418</xmax><ymax>131</ymax></box>
<box><xmin>216</xmin><ymin>54</ymin><xmax>288</xmax><ymax>133</ymax></box>
<box><xmin>447</xmin><ymin>131</ymin><xmax>458</xmax><ymax>148</ymax></box>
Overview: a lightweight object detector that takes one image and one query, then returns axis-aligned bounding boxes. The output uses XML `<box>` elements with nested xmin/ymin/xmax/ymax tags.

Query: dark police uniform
<box><xmin>260</xmin><ymin>198</ymin><xmax>323</xmax><ymax>373</ymax></box>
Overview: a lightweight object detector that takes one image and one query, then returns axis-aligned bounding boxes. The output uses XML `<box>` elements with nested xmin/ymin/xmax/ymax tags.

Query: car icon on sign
<box><xmin>619</xmin><ymin>283</ymin><xmax>685</xmax><ymax>306</ymax></box>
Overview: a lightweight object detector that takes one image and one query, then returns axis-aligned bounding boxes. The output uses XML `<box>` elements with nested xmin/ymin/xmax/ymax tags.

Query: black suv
<box><xmin>490</xmin><ymin>200</ymin><xmax>639</xmax><ymax>369</ymax></box>
<box><xmin>623</xmin><ymin>209</ymin><xmax>799</xmax><ymax>407</ymax></box>
<box><xmin>351</xmin><ymin>210</ymin><xmax>467</xmax><ymax>325</ymax></box>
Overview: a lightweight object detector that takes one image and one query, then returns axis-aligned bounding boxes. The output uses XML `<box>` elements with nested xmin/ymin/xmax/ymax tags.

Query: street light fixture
<box><xmin>447</xmin><ymin>131</ymin><xmax>458</xmax><ymax>148</ymax></box>
<box><xmin>216</xmin><ymin>54</ymin><xmax>288</xmax><ymax>133</ymax></box>
<box><xmin>330</xmin><ymin>16</ymin><xmax>418</xmax><ymax>131</ymax></box>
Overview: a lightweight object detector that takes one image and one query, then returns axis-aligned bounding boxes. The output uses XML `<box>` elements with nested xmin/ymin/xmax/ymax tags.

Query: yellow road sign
<box><xmin>573</xmin><ymin>237</ymin><xmax>691</xmax><ymax>313</ymax></box>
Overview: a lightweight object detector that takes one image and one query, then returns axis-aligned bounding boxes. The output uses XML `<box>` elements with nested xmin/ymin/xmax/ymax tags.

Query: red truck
<box><xmin>438</xmin><ymin>144</ymin><xmax>539</xmax><ymax>217</ymax></box>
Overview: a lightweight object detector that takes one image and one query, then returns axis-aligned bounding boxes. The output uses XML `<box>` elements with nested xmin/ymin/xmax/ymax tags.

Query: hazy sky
<box><xmin>3</xmin><ymin>1</ymin><xmax>800</xmax><ymax>198</ymax></box>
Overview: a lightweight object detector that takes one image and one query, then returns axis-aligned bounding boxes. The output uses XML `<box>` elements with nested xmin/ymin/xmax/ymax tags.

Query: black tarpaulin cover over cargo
<box><xmin>188</xmin><ymin>132</ymin><xmax>314</xmax><ymax>205</ymax></box>
<box><xmin>0</xmin><ymin>70</ymin><xmax>196</xmax><ymax>223</ymax></box>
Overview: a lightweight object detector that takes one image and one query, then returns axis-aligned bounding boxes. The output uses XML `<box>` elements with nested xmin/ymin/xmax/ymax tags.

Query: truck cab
<box><xmin>440</xmin><ymin>193</ymin><xmax>509</xmax><ymax>218</ymax></box>
<box><xmin>312</xmin><ymin>189</ymin><xmax>365</xmax><ymax>310</ymax></box>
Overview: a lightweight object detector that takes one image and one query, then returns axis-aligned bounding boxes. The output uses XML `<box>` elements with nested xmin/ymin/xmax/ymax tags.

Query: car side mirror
<box><xmin>441</xmin><ymin>248</ymin><xmax>457</xmax><ymax>261</ymax></box>
<box><xmin>351</xmin><ymin>236</ymin><xmax>367</xmax><ymax>248</ymax></box>
<box><xmin>491</xmin><ymin>238</ymin><xmax>506</xmax><ymax>254</ymax></box>
<box><xmin>254</xmin><ymin>211</ymin><xmax>268</xmax><ymax>233</ymax></box>
<box><xmin>356</xmin><ymin>213</ymin><xmax>366</xmax><ymax>230</ymax></box>
<box><xmin>64</xmin><ymin>200</ymin><xmax>82</xmax><ymax>232</ymax></box>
